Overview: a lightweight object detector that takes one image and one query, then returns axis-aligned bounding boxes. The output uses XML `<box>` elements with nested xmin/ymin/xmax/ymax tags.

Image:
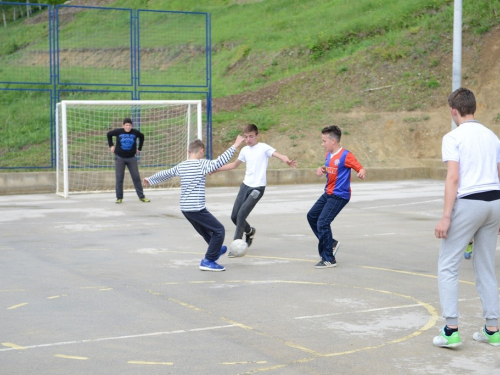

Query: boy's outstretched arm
<box><xmin>213</xmin><ymin>135</ymin><xmax>245</xmax><ymax>173</ymax></box>
<box><xmin>216</xmin><ymin>159</ymin><xmax>242</xmax><ymax>172</ymax></box>
<box><xmin>272</xmin><ymin>151</ymin><xmax>297</xmax><ymax>168</ymax></box>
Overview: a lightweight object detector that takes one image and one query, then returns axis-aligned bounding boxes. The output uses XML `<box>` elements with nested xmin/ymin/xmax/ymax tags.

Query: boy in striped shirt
<box><xmin>307</xmin><ymin>125</ymin><xmax>366</xmax><ymax>269</ymax></box>
<box><xmin>143</xmin><ymin>135</ymin><xmax>245</xmax><ymax>272</ymax></box>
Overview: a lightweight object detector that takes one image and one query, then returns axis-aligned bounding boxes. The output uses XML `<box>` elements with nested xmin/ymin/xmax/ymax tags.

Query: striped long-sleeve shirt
<box><xmin>147</xmin><ymin>146</ymin><xmax>236</xmax><ymax>212</ymax></box>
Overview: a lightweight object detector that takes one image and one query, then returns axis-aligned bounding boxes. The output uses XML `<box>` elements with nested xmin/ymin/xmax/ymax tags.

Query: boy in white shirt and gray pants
<box><xmin>434</xmin><ymin>87</ymin><xmax>500</xmax><ymax>348</ymax></box>
<box><xmin>215</xmin><ymin>124</ymin><xmax>297</xmax><ymax>256</ymax></box>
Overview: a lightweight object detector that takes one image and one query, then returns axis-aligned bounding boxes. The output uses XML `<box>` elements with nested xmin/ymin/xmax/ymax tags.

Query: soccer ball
<box><xmin>229</xmin><ymin>239</ymin><xmax>248</xmax><ymax>257</ymax></box>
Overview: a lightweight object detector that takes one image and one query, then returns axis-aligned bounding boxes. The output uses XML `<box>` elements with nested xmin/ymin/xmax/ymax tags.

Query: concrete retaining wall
<box><xmin>0</xmin><ymin>167</ymin><xmax>446</xmax><ymax>195</ymax></box>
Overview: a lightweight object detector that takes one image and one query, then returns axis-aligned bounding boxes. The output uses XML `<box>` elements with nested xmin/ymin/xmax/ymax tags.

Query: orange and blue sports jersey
<box><xmin>324</xmin><ymin>148</ymin><xmax>363</xmax><ymax>200</ymax></box>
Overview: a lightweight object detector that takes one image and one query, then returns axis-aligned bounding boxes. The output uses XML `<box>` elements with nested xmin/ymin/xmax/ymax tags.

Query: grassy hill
<box><xmin>1</xmin><ymin>0</ymin><xmax>500</xmax><ymax>169</ymax></box>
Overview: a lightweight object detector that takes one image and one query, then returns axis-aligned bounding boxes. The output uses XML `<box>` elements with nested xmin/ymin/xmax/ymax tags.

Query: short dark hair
<box><xmin>321</xmin><ymin>125</ymin><xmax>341</xmax><ymax>142</ymax></box>
<box><xmin>243</xmin><ymin>123</ymin><xmax>259</xmax><ymax>134</ymax></box>
<box><xmin>448</xmin><ymin>88</ymin><xmax>476</xmax><ymax>116</ymax></box>
<box><xmin>123</xmin><ymin>118</ymin><xmax>133</xmax><ymax>125</ymax></box>
<box><xmin>188</xmin><ymin>139</ymin><xmax>205</xmax><ymax>153</ymax></box>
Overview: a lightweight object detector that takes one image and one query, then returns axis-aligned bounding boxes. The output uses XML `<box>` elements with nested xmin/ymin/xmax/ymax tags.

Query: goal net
<box><xmin>56</xmin><ymin>100</ymin><xmax>202</xmax><ymax>198</ymax></box>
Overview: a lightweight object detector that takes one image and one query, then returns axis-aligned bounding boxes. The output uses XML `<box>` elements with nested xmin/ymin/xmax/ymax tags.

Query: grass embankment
<box><xmin>1</xmin><ymin>0</ymin><xmax>499</xmax><ymax>168</ymax></box>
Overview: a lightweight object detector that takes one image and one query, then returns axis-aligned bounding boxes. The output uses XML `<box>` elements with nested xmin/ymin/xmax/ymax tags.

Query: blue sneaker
<box><xmin>215</xmin><ymin>246</ymin><xmax>227</xmax><ymax>261</ymax></box>
<box><xmin>199</xmin><ymin>258</ymin><xmax>225</xmax><ymax>272</ymax></box>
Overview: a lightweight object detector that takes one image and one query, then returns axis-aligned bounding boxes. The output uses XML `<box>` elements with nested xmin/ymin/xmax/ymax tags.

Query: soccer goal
<box><xmin>56</xmin><ymin>100</ymin><xmax>203</xmax><ymax>198</ymax></box>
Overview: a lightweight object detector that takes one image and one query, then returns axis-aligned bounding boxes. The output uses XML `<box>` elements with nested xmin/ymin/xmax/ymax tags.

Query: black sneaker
<box><xmin>245</xmin><ymin>227</ymin><xmax>256</xmax><ymax>247</ymax></box>
<box><xmin>315</xmin><ymin>259</ymin><xmax>337</xmax><ymax>269</ymax></box>
<box><xmin>332</xmin><ymin>240</ymin><xmax>340</xmax><ymax>257</ymax></box>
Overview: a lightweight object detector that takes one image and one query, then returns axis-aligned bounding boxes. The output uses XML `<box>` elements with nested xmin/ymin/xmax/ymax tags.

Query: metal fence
<box><xmin>0</xmin><ymin>2</ymin><xmax>212</xmax><ymax>169</ymax></box>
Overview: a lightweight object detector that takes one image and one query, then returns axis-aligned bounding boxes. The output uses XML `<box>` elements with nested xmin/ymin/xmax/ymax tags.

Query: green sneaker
<box><xmin>433</xmin><ymin>327</ymin><xmax>462</xmax><ymax>348</ymax></box>
<box><xmin>473</xmin><ymin>327</ymin><xmax>500</xmax><ymax>347</ymax></box>
<box><xmin>464</xmin><ymin>242</ymin><xmax>473</xmax><ymax>259</ymax></box>
<box><xmin>116</xmin><ymin>199</ymin><xmax>122</xmax><ymax>204</ymax></box>
<box><xmin>139</xmin><ymin>197</ymin><xmax>150</xmax><ymax>203</ymax></box>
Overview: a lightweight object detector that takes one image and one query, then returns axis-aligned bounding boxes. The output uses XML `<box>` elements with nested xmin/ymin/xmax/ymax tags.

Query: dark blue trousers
<box><xmin>307</xmin><ymin>193</ymin><xmax>349</xmax><ymax>262</ymax></box>
<box><xmin>182</xmin><ymin>208</ymin><xmax>225</xmax><ymax>261</ymax></box>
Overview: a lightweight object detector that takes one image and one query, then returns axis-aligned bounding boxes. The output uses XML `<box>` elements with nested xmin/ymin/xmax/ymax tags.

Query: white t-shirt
<box><xmin>442</xmin><ymin>121</ymin><xmax>500</xmax><ymax>198</ymax></box>
<box><xmin>238</xmin><ymin>142</ymin><xmax>276</xmax><ymax>187</ymax></box>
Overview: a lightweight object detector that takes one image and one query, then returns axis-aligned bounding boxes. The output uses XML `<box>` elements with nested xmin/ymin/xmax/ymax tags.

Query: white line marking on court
<box><xmin>362</xmin><ymin>199</ymin><xmax>442</xmax><ymax>210</ymax></box>
<box><xmin>295</xmin><ymin>303</ymin><xmax>422</xmax><ymax>320</ymax></box>
<box><xmin>2</xmin><ymin>343</ymin><xmax>26</xmax><ymax>350</ymax></box>
<box><xmin>0</xmin><ymin>325</ymin><xmax>237</xmax><ymax>352</ymax></box>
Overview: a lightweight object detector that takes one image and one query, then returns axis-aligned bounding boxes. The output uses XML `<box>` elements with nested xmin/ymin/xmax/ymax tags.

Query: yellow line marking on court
<box><xmin>283</xmin><ymin>341</ymin><xmax>320</xmax><ymax>355</ymax></box>
<box><xmin>128</xmin><ymin>361</ymin><xmax>173</xmax><ymax>365</ymax></box>
<box><xmin>360</xmin><ymin>266</ymin><xmax>476</xmax><ymax>285</ymax></box>
<box><xmin>0</xmin><ymin>246</ymin><xmax>14</xmax><ymax>250</ymax></box>
<box><xmin>79</xmin><ymin>286</ymin><xmax>109</xmax><ymax>289</ymax></box>
<box><xmin>48</xmin><ymin>295</ymin><xmax>60</xmax><ymax>299</ymax></box>
<box><xmin>2</xmin><ymin>343</ymin><xmax>26</xmax><ymax>350</ymax></box>
<box><xmin>7</xmin><ymin>303</ymin><xmax>28</xmax><ymax>310</ymax></box>
<box><xmin>144</xmin><ymin>279</ymin><xmax>438</xmax><ymax>373</ymax></box>
<box><xmin>54</xmin><ymin>354</ymin><xmax>88</xmax><ymax>361</ymax></box>
<box><xmin>221</xmin><ymin>318</ymin><xmax>253</xmax><ymax>330</ymax></box>
<box><xmin>54</xmin><ymin>354</ymin><xmax>89</xmax><ymax>360</ymax></box>
<box><xmin>167</xmin><ymin>297</ymin><xmax>210</xmax><ymax>313</ymax></box>
<box><xmin>190</xmin><ymin>281</ymin><xmax>215</xmax><ymax>284</ymax></box>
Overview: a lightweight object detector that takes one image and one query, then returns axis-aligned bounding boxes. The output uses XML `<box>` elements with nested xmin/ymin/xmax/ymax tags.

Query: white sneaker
<box><xmin>433</xmin><ymin>327</ymin><xmax>462</xmax><ymax>348</ymax></box>
<box><xmin>473</xmin><ymin>327</ymin><xmax>500</xmax><ymax>346</ymax></box>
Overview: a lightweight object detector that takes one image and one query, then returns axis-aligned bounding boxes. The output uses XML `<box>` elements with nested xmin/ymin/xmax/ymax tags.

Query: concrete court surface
<box><xmin>1</xmin><ymin>179</ymin><xmax>500</xmax><ymax>375</ymax></box>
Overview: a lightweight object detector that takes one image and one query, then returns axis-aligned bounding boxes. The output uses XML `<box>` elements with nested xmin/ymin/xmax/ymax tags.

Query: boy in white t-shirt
<box><xmin>433</xmin><ymin>88</ymin><xmax>500</xmax><ymax>348</ymax></box>
<box><xmin>215</xmin><ymin>124</ymin><xmax>297</xmax><ymax>256</ymax></box>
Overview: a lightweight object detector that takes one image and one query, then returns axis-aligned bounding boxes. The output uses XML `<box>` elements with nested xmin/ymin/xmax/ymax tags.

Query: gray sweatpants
<box><xmin>115</xmin><ymin>155</ymin><xmax>145</xmax><ymax>199</ymax></box>
<box><xmin>438</xmin><ymin>198</ymin><xmax>500</xmax><ymax>327</ymax></box>
<box><xmin>231</xmin><ymin>183</ymin><xmax>265</xmax><ymax>240</ymax></box>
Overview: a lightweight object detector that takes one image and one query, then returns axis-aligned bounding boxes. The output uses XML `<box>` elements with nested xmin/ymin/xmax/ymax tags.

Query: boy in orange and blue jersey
<box><xmin>307</xmin><ymin>125</ymin><xmax>366</xmax><ymax>269</ymax></box>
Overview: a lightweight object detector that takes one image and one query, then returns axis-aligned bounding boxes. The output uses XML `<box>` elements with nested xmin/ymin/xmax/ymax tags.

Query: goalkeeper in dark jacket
<box><xmin>107</xmin><ymin>118</ymin><xmax>150</xmax><ymax>203</ymax></box>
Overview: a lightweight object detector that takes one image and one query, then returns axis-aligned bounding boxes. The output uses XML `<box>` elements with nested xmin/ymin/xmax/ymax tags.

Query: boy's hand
<box><xmin>233</xmin><ymin>135</ymin><xmax>245</xmax><ymax>148</ymax></box>
<box><xmin>357</xmin><ymin>168</ymin><xmax>366</xmax><ymax>180</ymax></box>
<box><xmin>287</xmin><ymin>159</ymin><xmax>297</xmax><ymax>168</ymax></box>
<box><xmin>109</xmin><ymin>146</ymin><xmax>115</xmax><ymax>153</ymax></box>
<box><xmin>316</xmin><ymin>166</ymin><xmax>326</xmax><ymax>177</ymax></box>
<box><xmin>142</xmin><ymin>177</ymin><xmax>150</xmax><ymax>187</ymax></box>
<box><xmin>435</xmin><ymin>217</ymin><xmax>450</xmax><ymax>238</ymax></box>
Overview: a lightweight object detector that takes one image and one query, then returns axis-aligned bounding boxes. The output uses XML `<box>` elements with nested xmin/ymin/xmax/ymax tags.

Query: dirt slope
<box><xmin>212</xmin><ymin>26</ymin><xmax>500</xmax><ymax>170</ymax></box>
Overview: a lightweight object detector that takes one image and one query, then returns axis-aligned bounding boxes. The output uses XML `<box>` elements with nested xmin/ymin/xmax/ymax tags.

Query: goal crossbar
<box><xmin>56</xmin><ymin>100</ymin><xmax>203</xmax><ymax>198</ymax></box>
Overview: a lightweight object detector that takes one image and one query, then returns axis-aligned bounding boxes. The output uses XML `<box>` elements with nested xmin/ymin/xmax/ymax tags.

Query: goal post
<box><xmin>55</xmin><ymin>100</ymin><xmax>203</xmax><ymax>198</ymax></box>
